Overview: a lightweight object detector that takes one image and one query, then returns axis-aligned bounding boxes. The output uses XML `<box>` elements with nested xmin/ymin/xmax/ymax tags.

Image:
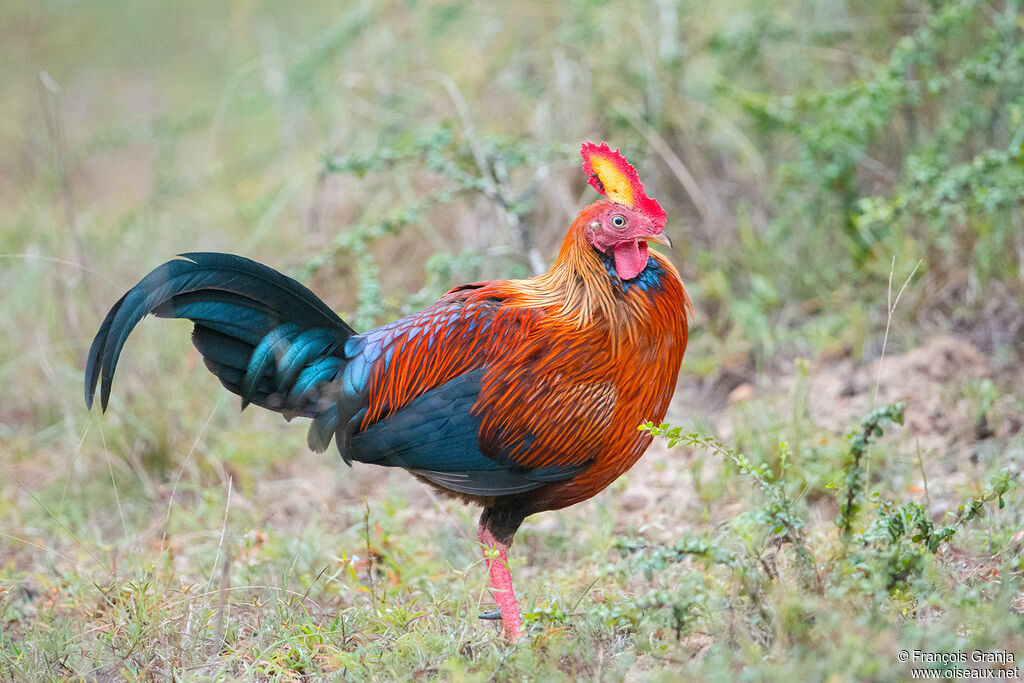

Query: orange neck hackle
<box><xmin>511</xmin><ymin>201</ymin><xmax>686</xmax><ymax>350</ymax></box>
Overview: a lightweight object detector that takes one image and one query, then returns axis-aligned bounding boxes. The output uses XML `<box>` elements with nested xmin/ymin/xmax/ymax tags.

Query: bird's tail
<box><xmin>85</xmin><ymin>252</ymin><xmax>356</xmax><ymax>422</ymax></box>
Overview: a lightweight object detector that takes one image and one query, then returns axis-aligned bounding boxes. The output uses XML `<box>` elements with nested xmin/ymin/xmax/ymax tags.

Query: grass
<box><xmin>2</xmin><ymin>0</ymin><xmax>1023</xmax><ymax>679</ymax></box>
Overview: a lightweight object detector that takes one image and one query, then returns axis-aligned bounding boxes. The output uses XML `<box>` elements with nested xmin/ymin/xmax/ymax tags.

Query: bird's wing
<box><xmin>348</xmin><ymin>367</ymin><xmax>589</xmax><ymax>496</ymax></box>
<box><xmin>322</xmin><ymin>284</ymin><xmax>590</xmax><ymax>496</ymax></box>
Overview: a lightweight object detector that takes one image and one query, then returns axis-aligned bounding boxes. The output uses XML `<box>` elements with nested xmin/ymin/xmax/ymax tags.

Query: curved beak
<box><xmin>640</xmin><ymin>232</ymin><xmax>673</xmax><ymax>249</ymax></box>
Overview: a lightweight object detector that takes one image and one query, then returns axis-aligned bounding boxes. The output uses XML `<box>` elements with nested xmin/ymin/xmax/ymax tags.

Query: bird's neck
<box><xmin>521</xmin><ymin>204</ymin><xmax>680</xmax><ymax>346</ymax></box>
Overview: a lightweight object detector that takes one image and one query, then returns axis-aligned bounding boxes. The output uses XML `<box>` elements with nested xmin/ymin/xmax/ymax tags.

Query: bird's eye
<box><xmin>611</xmin><ymin>215</ymin><xmax>627</xmax><ymax>228</ymax></box>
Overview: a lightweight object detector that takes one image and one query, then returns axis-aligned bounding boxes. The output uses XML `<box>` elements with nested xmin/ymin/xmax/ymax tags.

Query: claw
<box><xmin>478</xmin><ymin>609</ymin><xmax>502</xmax><ymax>620</ymax></box>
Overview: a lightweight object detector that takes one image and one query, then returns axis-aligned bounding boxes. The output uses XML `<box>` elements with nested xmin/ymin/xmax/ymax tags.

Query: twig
<box><xmin>207</xmin><ymin>476</ymin><xmax>233</xmax><ymax>591</ymax></box>
<box><xmin>0</xmin><ymin>531</ymin><xmax>77</xmax><ymax>564</ymax></box>
<box><xmin>872</xmin><ymin>256</ymin><xmax>923</xmax><ymax>408</ymax></box>
<box><xmin>301</xmin><ymin>565</ymin><xmax>330</xmax><ymax>605</ymax></box>
<box><xmin>200</xmin><ymin>476</ymin><xmax>233</xmax><ymax>648</ymax></box>
<box><xmin>364</xmin><ymin>502</ymin><xmax>377</xmax><ymax>613</ymax></box>
<box><xmin>865</xmin><ymin>257</ymin><xmax>921</xmax><ymax>486</ymax></box>
<box><xmin>58</xmin><ymin>421</ymin><xmax>90</xmax><ymax>519</ymax></box>
<box><xmin>0</xmin><ymin>253</ymin><xmax>110</xmax><ymax>282</ymax></box>
<box><xmin>570</xmin><ymin>575</ymin><xmax>601</xmax><ymax>614</ymax></box>
<box><xmin>160</xmin><ymin>398</ymin><xmax>223</xmax><ymax>556</ymax></box>
<box><xmin>213</xmin><ymin>540</ymin><xmax>232</xmax><ymax>649</ymax></box>
<box><xmin>38</xmin><ymin>71</ymin><xmax>93</xmax><ymax>310</ymax></box>
<box><xmin>38</xmin><ymin>72</ymin><xmax>81</xmax><ymax>245</ymax></box>
<box><xmin>914</xmin><ymin>437</ymin><xmax>931</xmax><ymax>511</ymax></box>
<box><xmin>4</xmin><ymin>467</ymin><xmax>108</xmax><ymax>570</ymax></box>
<box><xmin>97</xmin><ymin>421</ymin><xmax>143</xmax><ymax>567</ymax></box>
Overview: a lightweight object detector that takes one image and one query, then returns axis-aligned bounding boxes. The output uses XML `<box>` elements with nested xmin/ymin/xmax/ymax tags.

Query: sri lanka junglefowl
<box><xmin>85</xmin><ymin>142</ymin><xmax>692</xmax><ymax>641</ymax></box>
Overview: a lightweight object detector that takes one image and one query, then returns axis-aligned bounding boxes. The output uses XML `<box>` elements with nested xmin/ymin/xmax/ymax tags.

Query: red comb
<box><xmin>580</xmin><ymin>141</ymin><xmax>666</xmax><ymax>229</ymax></box>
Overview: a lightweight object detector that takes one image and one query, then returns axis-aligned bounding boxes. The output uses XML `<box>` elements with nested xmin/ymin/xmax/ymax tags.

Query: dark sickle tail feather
<box><xmin>84</xmin><ymin>252</ymin><xmax>356</xmax><ymax>422</ymax></box>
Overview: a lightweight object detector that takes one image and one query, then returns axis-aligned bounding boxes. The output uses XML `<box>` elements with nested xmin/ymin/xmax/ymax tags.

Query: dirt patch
<box><xmin>804</xmin><ymin>335</ymin><xmax>995</xmax><ymax>454</ymax></box>
<box><xmin>616</xmin><ymin>335</ymin><xmax>1022</xmax><ymax>530</ymax></box>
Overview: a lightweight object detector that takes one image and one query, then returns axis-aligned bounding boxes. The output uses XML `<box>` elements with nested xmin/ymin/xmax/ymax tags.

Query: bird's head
<box><xmin>579</xmin><ymin>141</ymin><xmax>671</xmax><ymax>281</ymax></box>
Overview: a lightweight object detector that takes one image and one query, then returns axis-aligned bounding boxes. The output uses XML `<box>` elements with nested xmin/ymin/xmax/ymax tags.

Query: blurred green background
<box><xmin>1</xmin><ymin>0</ymin><xmax>1022</xmax><ymax>679</ymax></box>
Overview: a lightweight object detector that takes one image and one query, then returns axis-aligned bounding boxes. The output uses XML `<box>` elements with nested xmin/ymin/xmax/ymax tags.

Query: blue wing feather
<box><xmin>346</xmin><ymin>367</ymin><xmax>585</xmax><ymax>496</ymax></box>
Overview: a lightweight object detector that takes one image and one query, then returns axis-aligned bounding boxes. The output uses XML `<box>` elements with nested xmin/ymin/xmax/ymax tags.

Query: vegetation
<box><xmin>1</xmin><ymin>0</ymin><xmax>1021</xmax><ymax>679</ymax></box>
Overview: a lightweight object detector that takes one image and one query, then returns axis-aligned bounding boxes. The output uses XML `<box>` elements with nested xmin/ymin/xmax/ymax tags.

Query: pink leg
<box><xmin>477</xmin><ymin>525</ymin><xmax>523</xmax><ymax>641</ymax></box>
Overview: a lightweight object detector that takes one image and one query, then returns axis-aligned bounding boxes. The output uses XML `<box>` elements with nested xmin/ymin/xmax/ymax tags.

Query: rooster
<box><xmin>85</xmin><ymin>142</ymin><xmax>691</xmax><ymax>641</ymax></box>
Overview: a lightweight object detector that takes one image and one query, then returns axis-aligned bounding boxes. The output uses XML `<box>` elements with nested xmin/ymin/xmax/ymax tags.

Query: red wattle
<box><xmin>613</xmin><ymin>240</ymin><xmax>648</xmax><ymax>280</ymax></box>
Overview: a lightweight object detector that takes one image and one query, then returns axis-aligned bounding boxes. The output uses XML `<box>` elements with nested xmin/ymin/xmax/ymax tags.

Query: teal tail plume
<box><xmin>84</xmin><ymin>252</ymin><xmax>356</xmax><ymax>420</ymax></box>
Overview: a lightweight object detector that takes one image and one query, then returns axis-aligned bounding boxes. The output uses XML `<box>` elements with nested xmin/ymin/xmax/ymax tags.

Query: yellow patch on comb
<box><xmin>588</xmin><ymin>155</ymin><xmax>635</xmax><ymax>207</ymax></box>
